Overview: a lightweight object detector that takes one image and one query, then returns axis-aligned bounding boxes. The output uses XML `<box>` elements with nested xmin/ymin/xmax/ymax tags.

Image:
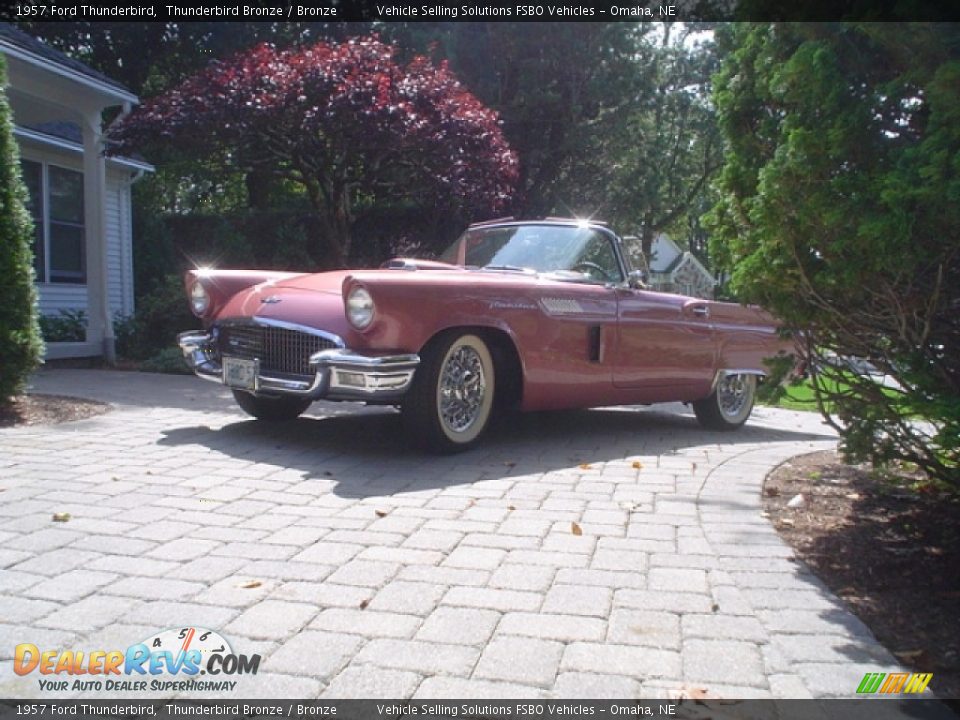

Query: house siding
<box><xmin>106</xmin><ymin>167</ymin><xmax>134</xmax><ymax>317</ymax></box>
<box><xmin>24</xmin><ymin>146</ymin><xmax>135</xmax><ymax>322</ymax></box>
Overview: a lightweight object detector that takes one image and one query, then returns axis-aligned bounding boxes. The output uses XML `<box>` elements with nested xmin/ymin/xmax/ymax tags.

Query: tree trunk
<box><xmin>640</xmin><ymin>214</ymin><xmax>656</xmax><ymax>259</ymax></box>
<box><xmin>245</xmin><ymin>167</ymin><xmax>273</xmax><ymax>210</ymax></box>
<box><xmin>301</xmin><ymin>175</ymin><xmax>351</xmax><ymax>269</ymax></box>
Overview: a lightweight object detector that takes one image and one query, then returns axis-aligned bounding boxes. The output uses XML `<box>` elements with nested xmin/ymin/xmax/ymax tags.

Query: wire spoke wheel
<box><xmin>438</xmin><ymin>345</ymin><xmax>487</xmax><ymax>434</ymax></box>
<box><xmin>403</xmin><ymin>332</ymin><xmax>496</xmax><ymax>453</ymax></box>
<box><xmin>693</xmin><ymin>372</ymin><xmax>756</xmax><ymax>431</ymax></box>
<box><xmin>717</xmin><ymin>374</ymin><xmax>751</xmax><ymax>419</ymax></box>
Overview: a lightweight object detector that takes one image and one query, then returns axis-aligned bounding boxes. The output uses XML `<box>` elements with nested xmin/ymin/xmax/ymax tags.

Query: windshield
<box><xmin>439</xmin><ymin>225</ymin><xmax>624</xmax><ymax>284</ymax></box>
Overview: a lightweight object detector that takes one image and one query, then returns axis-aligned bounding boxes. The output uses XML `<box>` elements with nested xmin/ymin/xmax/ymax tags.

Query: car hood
<box><xmin>270</xmin><ymin>270</ymin><xmax>355</xmax><ymax>294</ymax></box>
<box><xmin>216</xmin><ymin>273</ymin><xmax>353</xmax><ymax>339</ymax></box>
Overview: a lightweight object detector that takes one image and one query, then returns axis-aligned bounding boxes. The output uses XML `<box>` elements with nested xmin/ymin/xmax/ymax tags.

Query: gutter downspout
<box><xmin>97</xmin><ymin>101</ymin><xmax>134</xmax><ymax>363</ymax></box>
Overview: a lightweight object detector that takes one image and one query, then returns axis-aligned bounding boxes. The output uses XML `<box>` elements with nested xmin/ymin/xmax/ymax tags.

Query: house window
<box><xmin>21</xmin><ymin>159</ymin><xmax>44</xmax><ymax>281</ymax></box>
<box><xmin>20</xmin><ymin>159</ymin><xmax>85</xmax><ymax>284</ymax></box>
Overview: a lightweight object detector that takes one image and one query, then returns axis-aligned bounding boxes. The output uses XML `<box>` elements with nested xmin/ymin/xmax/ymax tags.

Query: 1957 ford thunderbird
<box><xmin>178</xmin><ymin>218</ymin><xmax>789</xmax><ymax>452</ymax></box>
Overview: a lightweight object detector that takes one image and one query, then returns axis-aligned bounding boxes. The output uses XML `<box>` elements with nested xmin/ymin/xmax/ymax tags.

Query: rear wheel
<box><xmin>402</xmin><ymin>332</ymin><xmax>496</xmax><ymax>453</ymax></box>
<box><xmin>232</xmin><ymin>389</ymin><xmax>311</xmax><ymax>421</ymax></box>
<box><xmin>693</xmin><ymin>373</ymin><xmax>756</xmax><ymax>430</ymax></box>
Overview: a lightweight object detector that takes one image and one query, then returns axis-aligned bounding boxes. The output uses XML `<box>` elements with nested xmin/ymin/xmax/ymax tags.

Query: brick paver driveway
<box><xmin>1</xmin><ymin>369</ymin><xmax>903</xmax><ymax>699</ymax></box>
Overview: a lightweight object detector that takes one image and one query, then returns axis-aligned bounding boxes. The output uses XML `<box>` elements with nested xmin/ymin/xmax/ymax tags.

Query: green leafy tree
<box><xmin>394</xmin><ymin>23</ymin><xmax>723</xmax><ymax>259</ymax></box>
<box><xmin>604</xmin><ymin>23</ymin><xmax>723</xmax><ymax>254</ymax></box>
<box><xmin>399</xmin><ymin>22</ymin><xmax>648</xmax><ymax>218</ymax></box>
<box><xmin>709</xmin><ymin>23</ymin><xmax>960</xmax><ymax>485</ymax></box>
<box><xmin>0</xmin><ymin>56</ymin><xmax>44</xmax><ymax>402</ymax></box>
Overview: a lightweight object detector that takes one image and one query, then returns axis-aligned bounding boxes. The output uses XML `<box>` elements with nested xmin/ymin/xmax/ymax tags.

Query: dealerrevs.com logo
<box><xmin>14</xmin><ymin>626</ymin><xmax>260</xmax><ymax>693</ymax></box>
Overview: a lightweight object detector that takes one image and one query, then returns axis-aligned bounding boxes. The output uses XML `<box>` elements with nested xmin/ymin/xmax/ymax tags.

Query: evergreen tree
<box><xmin>0</xmin><ymin>55</ymin><xmax>44</xmax><ymax>402</ymax></box>
<box><xmin>709</xmin><ymin>23</ymin><xmax>960</xmax><ymax>485</ymax></box>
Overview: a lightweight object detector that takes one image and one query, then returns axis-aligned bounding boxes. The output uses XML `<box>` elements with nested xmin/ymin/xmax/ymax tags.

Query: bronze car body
<box><xmin>179</xmin><ymin>219</ymin><xmax>788</xmax><ymax>452</ymax></box>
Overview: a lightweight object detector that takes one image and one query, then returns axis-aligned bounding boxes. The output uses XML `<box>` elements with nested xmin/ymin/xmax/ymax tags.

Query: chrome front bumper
<box><xmin>177</xmin><ymin>330</ymin><xmax>420</xmax><ymax>402</ymax></box>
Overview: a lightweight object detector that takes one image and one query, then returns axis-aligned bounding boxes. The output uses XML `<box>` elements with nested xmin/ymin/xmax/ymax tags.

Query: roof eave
<box><xmin>0</xmin><ymin>40</ymin><xmax>138</xmax><ymax>106</ymax></box>
<box><xmin>15</xmin><ymin>125</ymin><xmax>155</xmax><ymax>173</ymax></box>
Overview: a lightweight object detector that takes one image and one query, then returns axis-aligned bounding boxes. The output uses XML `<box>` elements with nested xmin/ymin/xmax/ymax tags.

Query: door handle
<box><xmin>691</xmin><ymin>305</ymin><xmax>710</xmax><ymax>318</ymax></box>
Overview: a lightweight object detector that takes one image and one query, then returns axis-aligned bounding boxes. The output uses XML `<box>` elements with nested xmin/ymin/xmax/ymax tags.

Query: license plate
<box><xmin>223</xmin><ymin>356</ymin><xmax>258</xmax><ymax>391</ymax></box>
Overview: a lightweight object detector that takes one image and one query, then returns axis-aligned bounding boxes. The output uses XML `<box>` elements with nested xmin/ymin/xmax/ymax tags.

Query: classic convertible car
<box><xmin>178</xmin><ymin>218</ymin><xmax>788</xmax><ymax>452</ymax></box>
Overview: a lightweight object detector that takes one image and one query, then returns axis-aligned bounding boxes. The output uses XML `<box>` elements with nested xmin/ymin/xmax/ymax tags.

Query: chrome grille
<box><xmin>218</xmin><ymin>324</ymin><xmax>338</xmax><ymax>376</ymax></box>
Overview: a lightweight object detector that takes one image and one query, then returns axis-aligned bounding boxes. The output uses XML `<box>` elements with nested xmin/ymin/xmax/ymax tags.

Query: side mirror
<box><xmin>627</xmin><ymin>269</ymin><xmax>648</xmax><ymax>289</ymax></box>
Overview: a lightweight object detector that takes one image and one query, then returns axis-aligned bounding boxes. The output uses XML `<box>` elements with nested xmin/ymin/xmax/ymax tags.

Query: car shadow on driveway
<box><xmin>157</xmin><ymin>405</ymin><xmax>835</xmax><ymax>498</ymax></box>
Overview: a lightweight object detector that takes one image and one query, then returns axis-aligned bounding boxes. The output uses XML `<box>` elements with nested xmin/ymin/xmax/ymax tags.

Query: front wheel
<box><xmin>402</xmin><ymin>332</ymin><xmax>496</xmax><ymax>453</ymax></box>
<box><xmin>232</xmin><ymin>389</ymin><xmax>311</xmax><ymax>421</ymax></box>
<box><xmin>693</xmin><ymin>373</ymin><xmax>757</xmax><ymax>431</ymax></box>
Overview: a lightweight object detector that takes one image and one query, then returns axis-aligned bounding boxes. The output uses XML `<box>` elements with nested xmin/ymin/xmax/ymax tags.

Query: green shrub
<box><xmin>112</xmin><ymin>313</ymin><xmax>139</xmax><ymax>359</ymax></box>
<box><xmin>0</xmin><ymin>57</ymin><xmax>44</xmax><ymax>401</ymax></box>
<box><xmin>140</xmin><ymin>347</ymin><xmax>191</xmax><ymax>375</ymax></box>
<box><xmin>39</xmin><ymin>310</ymin><xmax>87</xmax><ymax>343</ymax></box>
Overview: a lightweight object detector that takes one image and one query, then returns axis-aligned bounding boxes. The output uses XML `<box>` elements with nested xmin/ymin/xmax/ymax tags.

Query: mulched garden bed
<box><xmin>764</xmin><ymin>450</ymin><xmax>960</xmax><ymax>698</ymax></box>
<box><xmin>0</xmin><ymin>394</ymin><xmax>111</xmax><ymax>427</ymax></box>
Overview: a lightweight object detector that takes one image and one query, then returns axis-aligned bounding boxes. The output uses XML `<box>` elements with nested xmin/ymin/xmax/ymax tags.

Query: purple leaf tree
<box><xmin>114</xmin><ymin>36</ymin><xmax>518</xmax><ymax>266</ymax></box>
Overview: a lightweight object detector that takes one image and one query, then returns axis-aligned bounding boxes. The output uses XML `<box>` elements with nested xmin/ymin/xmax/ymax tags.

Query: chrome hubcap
<box><xmin>439</xmin><ymin>345</ymin><xmax>487</xmax><ymax>433</ymax></box>
<box><xmin>718</xmin><ymin>374</ymin><xmax>751</xmax><ymax>418</ymax></box>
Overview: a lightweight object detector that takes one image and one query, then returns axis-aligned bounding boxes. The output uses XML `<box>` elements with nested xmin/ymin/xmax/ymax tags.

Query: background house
<box><xmin>0</xmin><ymin>23</ymin><xmax>152</xmax><ymax>361</ymax></box>
<box><xmin>641</xmin><ymin>233</ymin><xmax>716</xmax><ymax>299</ymax></box>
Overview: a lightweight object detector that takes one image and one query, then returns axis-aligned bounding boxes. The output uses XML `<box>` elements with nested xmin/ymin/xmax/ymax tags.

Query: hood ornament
<box><xmin>260</xmin><ymin>296</ymin><xmax>282</xmax><ymax>304</ymax></box>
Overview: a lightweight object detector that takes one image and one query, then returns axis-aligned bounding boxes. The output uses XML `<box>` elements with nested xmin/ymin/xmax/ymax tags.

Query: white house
<box><xmin>1</xmin><ymin>23</ymin><xmax>152</xmax><ymax>361</ymax></box>
<box><xmin>645</xmin><ymin>233</ymin><xmax>716</xmax><ymax>299</ymax></box>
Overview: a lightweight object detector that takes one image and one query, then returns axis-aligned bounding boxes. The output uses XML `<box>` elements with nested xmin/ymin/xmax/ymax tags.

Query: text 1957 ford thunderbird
<box><xmin>178</xmin><ymin>218</ymin><xmax>789</xmax><ymax>452</ymax></box>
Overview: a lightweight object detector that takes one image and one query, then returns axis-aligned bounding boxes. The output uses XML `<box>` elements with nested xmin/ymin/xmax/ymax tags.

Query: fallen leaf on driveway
<box><xmin>359</xmin><ymin>599</ymin><xmax>370</xmax><ymax>609</ymax></box>
<box><xmin>894</xmin><ymin>649</ymin><xmax>925</xmax><ymax>661</ymax></box>
<box><xmin>507</xmin><ymin>505</ymin><xmax>516</xmax><ymax>511</ymax></box>
<box><xmin>578</xmin><ymin>463</ymin><xmax>593</xmax><ymax>470</ymax></box>
<box><xmin>678</xmin><ymin>685</ymin><xmax>713</xmax><ymax>700</ymax></box>
<box><xmin>632</xmin><ymin>461</ymin><xmax>643</xmax><ymax>469</ymax></box>
<box><xmin>571</xmin><ymin>522</ymin><xmax>583</xmax><ymax>536</ymax></box>
<box><xmin>52</xmin><ymin>512</ymin><xmax>71</xmax><ymax>522</ymax></box>
<box><xmin>238</xmin><ymin>580</ymin><xmax>262</xmax><ymax>589</ymax></box>
<box><xmin>375</xmin><ymin>510</ymin><xmax>388</xmax><ymax>518</ymax></box>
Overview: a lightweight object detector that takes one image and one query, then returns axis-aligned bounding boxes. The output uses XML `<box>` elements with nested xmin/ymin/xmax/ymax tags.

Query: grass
<box><xmin>762</xmin><ymin>373</ymin><xmax>902</xmax><ymax>413</ymax></box>
<box><xmin>762</xmin><ymin>376</ymin><xmax>834</xmax><ymax>412</ymax></box>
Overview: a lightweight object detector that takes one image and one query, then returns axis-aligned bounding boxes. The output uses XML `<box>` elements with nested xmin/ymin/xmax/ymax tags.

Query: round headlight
<box><xmin>346</xmin><ymin>286</ymin><xmax>375</xmax><ymax>329</ymax></box>
<box><xmin>190</xmin><ymin>282</ymin><xmax>210</xmax><ymax>316</ymax></box>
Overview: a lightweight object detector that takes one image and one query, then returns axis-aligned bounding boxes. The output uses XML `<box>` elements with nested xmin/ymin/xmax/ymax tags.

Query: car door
<box><xmin>614</xmin><ymin>289</ymin><xmax>717</xmax><ymax>392</ymax></box>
